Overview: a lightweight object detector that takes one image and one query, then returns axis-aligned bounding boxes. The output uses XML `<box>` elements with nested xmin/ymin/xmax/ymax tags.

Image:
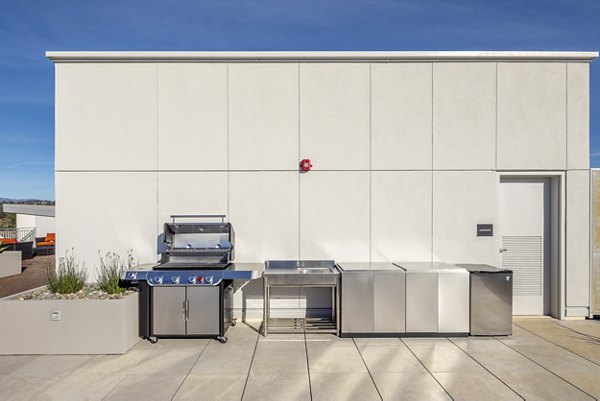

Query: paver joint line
<box><xmin>494</xmin><ymin>328</ymin><xmax>598</xmax><ymax>401</ymax></box>
<box><xmin>548</xmin><ymin>320</ymin><xmax>600</xmax><ymax>346</ymax></box>
<box><xmin>169</xmin><ymin>340</ymin><xmax>210</xmax><ymax>401</ymax></box>
<box><xmin>514</xmin><ymin>321</ymin><xmax>600</xmax><ymax>369</ymax></box>
<box><xmin>448</xmin><ymin>338</ymin><xmax>525</xmax><ymax>401</ymax></box>
<box><xmin>400</xmin><ymin>338</ymin><xmax>455</xmax><ymax>401</ymax></box>
<box><xmin>240</xmin><ymin>329</ymin><xmax>260</xmax><ymax>401</ymax></box>
<box><xmin>352</xmin><ymin>338</ymin><xmax>383</xmax><ymax>401</ymax></box>
<box><xmin>303</xmin><ymin>330</ymin><xmax>314</xmax><ymax>401</ymax></box>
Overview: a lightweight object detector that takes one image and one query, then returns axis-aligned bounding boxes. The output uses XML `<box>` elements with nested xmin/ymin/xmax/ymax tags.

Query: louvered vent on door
<box><xmin>502</xmin><ymin>236</ymin><xmax>543</xmax><ymax>296</ymax></box>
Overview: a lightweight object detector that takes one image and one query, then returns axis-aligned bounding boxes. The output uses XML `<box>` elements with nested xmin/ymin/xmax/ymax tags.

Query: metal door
<box><xmin>405</xmin><ymin>272</ymin><xmax>438</xmax><ymax>333</ymax></box>
<box><xmin>186</xmin><ymin>286</ymin><xmax>220</xmax><ymax>335</ymax></box>
<box><xmin>341</xmin><ymin>272</ymin><xmax>374</xmax><ymax>333</ymax></box>
<box><xmin>373</xmin><ymin>271</ymin><xmax>405</xmax><ymax>333</ymax></box>
<box><xmin>499</xmin><ymin>178</ymin><xmax>550</xmax><ymax>315</ymax></box>
<box><xmin>153</xmin><ymin>287</ymin><xmax>186</xmax><ymax>335</ymax></box>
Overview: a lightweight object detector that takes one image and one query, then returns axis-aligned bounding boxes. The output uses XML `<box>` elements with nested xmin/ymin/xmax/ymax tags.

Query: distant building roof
<box><xmin>2</xmin><ymin>204</ymin><xmax>55</xmax><ymax>217</ymax></box>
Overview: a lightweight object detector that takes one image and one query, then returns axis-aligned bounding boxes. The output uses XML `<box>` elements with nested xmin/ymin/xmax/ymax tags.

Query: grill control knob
<box><xmin>188</xmin><ymin>276</ymin><xmax>196</xmax><ymax>284</ymax></box>
<box><xmin>205</xmin><ymin>276</ymin><xmax>213</xmax><ymax>284</ymax></box>
<box><xmin>171</xmin><ymin>276</ymin><xmax>180</xmax><ymax>284</ymax></box>
<box><xmin>154</xmin><ymin>276</ymin><xmax>163</xmax><ymax>284</ymax></box>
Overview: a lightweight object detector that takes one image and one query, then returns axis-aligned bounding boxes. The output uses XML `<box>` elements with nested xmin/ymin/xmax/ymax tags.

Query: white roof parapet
<box><xmin>45</xmin><ymin>51</ymin><xmax>599</xmax><ymax>63</ymax></box>
<box><xmin>2</xmin><ymin>204</ymin><xmax>55</xmax><ymax>217</ymax></box>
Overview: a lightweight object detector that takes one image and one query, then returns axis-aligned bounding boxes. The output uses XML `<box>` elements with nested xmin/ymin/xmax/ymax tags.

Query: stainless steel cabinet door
<box><xmin>186</xmin><ymin>286</ymin><xmax>220</xmax><ymax>335</ymax></box>
<box><xmin>405</xmin><ymin>272</ymin><xmax>437</xmax><ymax>333</ymax></box>
<box><xmin>471</xmin><ymin>272</ymin><xmax>513</xmax><ymax>335</ymax></box>
<box><xmin>374</xmin><ymin>271</ymin><xmax>405</xmax><ymax>333</ymax></box>
<box><xmin>153</xmin><ymin>287</ymin><xmax>186</xmax><ymax>335</ymax></box>
<box><xmin>438</xmin><ymin>271</ymin><xmax>470</xmax><ymax>333</ymax></box>
<box><xmin>341</xmin><ymin>272</ymin><xmax>374</xmax><ymax>333</ymax></box>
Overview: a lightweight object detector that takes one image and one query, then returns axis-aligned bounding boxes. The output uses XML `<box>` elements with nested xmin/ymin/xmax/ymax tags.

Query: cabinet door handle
<box><xmin>185</xmin><ymin>300</ymin><xmax>190</xmax><ymax>320</ymax></box>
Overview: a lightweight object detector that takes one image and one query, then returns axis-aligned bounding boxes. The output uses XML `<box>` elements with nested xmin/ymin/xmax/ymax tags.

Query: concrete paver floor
<box><xmin>1</xmin><ymin>318</ymin><xmax>600</xmax><ymax>401</ymax></box>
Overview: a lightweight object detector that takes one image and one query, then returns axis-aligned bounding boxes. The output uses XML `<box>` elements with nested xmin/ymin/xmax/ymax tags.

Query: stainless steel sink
<box><xmin>264</xmin><ymin>260</ymin><xmax>339</xmax><ymax>285</ymax></box>
<box><xmin>298</xmin><ymin>267</ymin><xmax>333</xmax><ymax>274</ymax></box>
<box><xmin>264</xmin><ymin>260</ymin><xmax>340</xmax><ymax>336</ymax></box>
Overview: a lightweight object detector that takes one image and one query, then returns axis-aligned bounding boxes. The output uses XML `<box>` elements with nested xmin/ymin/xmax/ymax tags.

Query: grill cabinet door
<box><xmin>153</xmin><ymin>287</ymin><xmax>186</xmax><ymax>335</ymax></box>
<box><xmin>186</xmin><ymin>286</ymin><xmax>221</xmax><ymax>335</ymax></box>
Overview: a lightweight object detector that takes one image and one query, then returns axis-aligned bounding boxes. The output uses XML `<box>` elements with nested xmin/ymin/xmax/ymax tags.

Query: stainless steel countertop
<box><xmin>336</xmin><ymin>262</ymin><xmax>402</xmax><ymax>272</ymax></box>
<box><xmin>455</xmin><ymin>263</ymin><xmax>511</xmax><ymax>273</ymax></box>
<box><xmin>393</xmin><ymin>262</ymin><xmax>468</xmax><ymax>272</ymax></box>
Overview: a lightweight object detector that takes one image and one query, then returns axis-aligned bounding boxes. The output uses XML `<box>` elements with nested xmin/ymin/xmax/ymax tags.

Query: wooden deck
<box><xmin>0</xmin><ymin>255</ymin><xmax>53</xmax><ymax>298</ymax></box>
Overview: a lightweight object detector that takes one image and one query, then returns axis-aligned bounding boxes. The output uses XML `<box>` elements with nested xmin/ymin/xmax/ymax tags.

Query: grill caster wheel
<box><xmin>148</xmin><ymin>337</ymin><xmax>158</xmax><ymax>344</ymax></box>
<box><xmin>217</xmin><ymin>336</ymin><xmax>228</xmax><ymax>344</ymax></box>
<box><xmin>231</xmin><ymin>319</ymin><xmax>237</xmax><ymax>327</ymax></box>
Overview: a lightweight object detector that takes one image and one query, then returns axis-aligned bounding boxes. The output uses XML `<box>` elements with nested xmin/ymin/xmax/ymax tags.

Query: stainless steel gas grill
<box><xmin>159</xmin><ymin>215</ymin><xmax>235</xmax><ymax>268</ymax></box>
<box><xmin>121</xmin><ymin>215</ymin><xmax>260</xmax><ymax>344</ymax></box>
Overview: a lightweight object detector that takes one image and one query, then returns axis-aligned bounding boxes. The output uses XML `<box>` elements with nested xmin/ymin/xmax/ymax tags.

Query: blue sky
<box><xmin>1</xmin><ymin>0</ymin><xmax>599</xmax><ymax>200</ymax></box>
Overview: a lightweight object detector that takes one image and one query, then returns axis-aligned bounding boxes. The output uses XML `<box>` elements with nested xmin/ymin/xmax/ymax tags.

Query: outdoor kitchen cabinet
<box><xmin>404</xmin><ymin>271</ymin><xmax>438</xmax><ymax>333</ymax></box>
<box><xmin>338</xmin><ymin>263</ymin><xmax>406</xmax><ymax>336</ymax></box>
<box><xmin>152</xmin><ymin>285</ymin><xmax>230</xmax><ymax>336</ymax></box>
<box><xmin>395</xmin><ymin>262</ymin><xmax>470</xmax><ymax>335</ymax></box>
<box><xmin>340</xmin><ymin>271</ymin><xmax>374</xmax><ymax>333</ymax></box>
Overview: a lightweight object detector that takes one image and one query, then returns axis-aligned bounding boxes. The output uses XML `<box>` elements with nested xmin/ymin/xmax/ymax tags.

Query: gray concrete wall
<box><xmin>0</xmin><ymin>293</ymin><xmax>139</xmax><ymax>354</ymax></box>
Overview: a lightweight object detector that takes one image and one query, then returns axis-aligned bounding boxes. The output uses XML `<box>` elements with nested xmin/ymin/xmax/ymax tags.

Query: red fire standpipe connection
<box><xmin>300</xmin><ymin>158</ymin><xmax>312</xmax><ymax>172</ymax></box>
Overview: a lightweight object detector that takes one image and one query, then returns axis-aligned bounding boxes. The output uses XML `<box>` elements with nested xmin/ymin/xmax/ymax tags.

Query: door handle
<box><xmin>499</xmin><ymin>248</ymin><xmax>508</xmax><ymax>253</ymax></box>
<box><xmin>185</xmin><ymin>300</ymin><xmax>190</xmax><ymax>320</ymax></box>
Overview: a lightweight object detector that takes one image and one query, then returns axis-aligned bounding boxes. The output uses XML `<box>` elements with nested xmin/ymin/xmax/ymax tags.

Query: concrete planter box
<box><xmin>0</xmin><ymin>251</ymin><xmax>21</xmax><ymax>278</ymax></box>
<box><xmin>0</xmin><ymin>291</ymin><xmax>139</xmax><ymax>354</ymax></box>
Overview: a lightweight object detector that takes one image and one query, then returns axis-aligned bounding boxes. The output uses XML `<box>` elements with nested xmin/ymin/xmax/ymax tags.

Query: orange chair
<box><xmin>35</xmin><ymin>233</ymin><xmax>56</xmax><ymax>255</ymax></box>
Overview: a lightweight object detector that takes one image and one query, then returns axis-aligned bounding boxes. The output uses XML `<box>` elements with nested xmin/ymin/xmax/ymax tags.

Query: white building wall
<box><xmin>16</xmin><ymin>215</ymin><xmax>36</xmax><ymax>231</ymax></box>
<box><xmin>52</xmin><ymin>53</ymin><xmax>594</xmax><ymax>318</ymax></box>
<box><xmin>16</xmin><ymin>215</ymin><xmax>55</xmax><ymax>239</ymax></box>
<box><xmin>35</xmin><ymin>217</ymin><xmax>55</xmax><ymax>238</ymax></box>
<box><xmin>497</xmin><ymin>63</ymin><xmax>567</xmax><ymax>170</ymax></box>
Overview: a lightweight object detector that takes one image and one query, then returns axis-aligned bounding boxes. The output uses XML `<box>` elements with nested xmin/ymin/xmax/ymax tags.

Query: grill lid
<box><xmin>160</xmin><ymin>215</ymin><xmax>235</xmax><ymax>268</ymax></box>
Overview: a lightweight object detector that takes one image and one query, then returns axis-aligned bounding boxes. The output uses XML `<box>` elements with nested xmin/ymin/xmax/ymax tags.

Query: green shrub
<box><xmin>47</xmin><ymin>250</ymin><xmax>87</xmax><ymax>294</ymax></box>
<box><xmin>96</xmin><ymin>250</ymin><xmax>134</xmax><ymax>294</ymax></box>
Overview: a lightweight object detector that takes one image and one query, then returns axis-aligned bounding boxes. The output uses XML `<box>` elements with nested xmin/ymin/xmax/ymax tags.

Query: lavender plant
<box><xmin>47</xmin><ymin>249</ymin><xmax>87</xmax><ymax>294</ymax></box>
<box><xmin>96</xmin><ymin>250</ymin><xmax>134</xmax><ymax>294</ymax></box>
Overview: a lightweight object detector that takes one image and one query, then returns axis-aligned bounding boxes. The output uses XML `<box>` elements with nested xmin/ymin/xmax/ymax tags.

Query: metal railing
<box><xmin>0</xmin><ymin>227</ymin><xmax>36</xmax><ymax>242</ymax></box>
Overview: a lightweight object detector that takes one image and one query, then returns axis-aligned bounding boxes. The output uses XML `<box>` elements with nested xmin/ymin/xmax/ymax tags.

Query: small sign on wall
<box><xmin>477</xmin><ymin>224</ymin><xmax>493</xmax><ymax>237</ymax></box>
